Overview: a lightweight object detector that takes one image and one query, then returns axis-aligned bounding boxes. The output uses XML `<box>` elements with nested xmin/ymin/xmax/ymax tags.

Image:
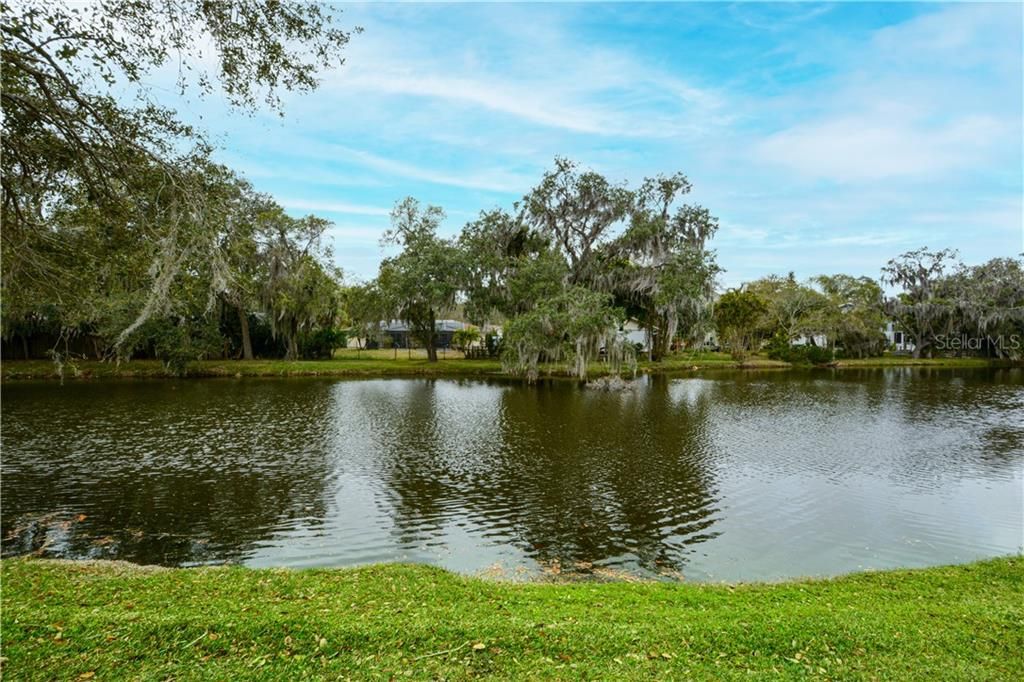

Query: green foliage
<box><xmin>1</xmin><ymin>0</ymin><xmax>356</xmax><ymax>356</ymax></box>
<box><xmin>143</xmin><ymin>315</ymin><xmax>224</xmax><ymax>376</ymax></box>
<box><xmin>610</xmin><ymin>172</ymin><xmax>720</xmax><ymax>360</ymax></box>
<box><xmin>881</xmin><ymin>248</ymin><xmax>959</xmax><ymax>358</ymax></box>
<box><xmin>943</xmin><ymin>257</ymin><xmax>1024</xmax><ymax>360</ymax></box>
<box><xmin>377</xmin><ymin>198</ymin><xmax>466</xmax><ymax>362</ymax></box>
<box><xmin>459</xmin><ymin>208</ymin><xmax>547</xmax><ymax>324</ymax></box>
<box><xmin>746</xmin><ymin>273</ymin><xmax>829</xmax><ymax>342</ymax></box>
<box><xmin>258</xmin><ymin>209</ymin><xmax>343</xmax><ymax>360</ymax></box>
<box><xmin>503</xmin><ymin>286</ymin><xmax>627</xmax><ymax>381</ymax></box>
<box><xmin>813</xmin><ymin>274</ymin><xmax>887</xmax><ymax>359</ymax></box>
<box><xmin>301</xmin><ymin>328</ymin><xmax>347</xmax><ymax>360</ymax></box>
<box><xmin>765</xmin><ymin>337</ymin><xmax>834</xmax><ymax>365</ymax></box>
<box><xmin>484</xmin><ymin>331</ymin><xmax>504</xmax><ymax>358</ymax></box>
<box><xmin>714</xmin><ymin>289</ymin><xmax>769</xmax><ymax>360</ymax></box>
<box><xmin>521</xmin><ymin>156</ymin><xmax>633</xmax><ymax>284</ymax></box>
<box><xmin>451</xmin><ymin>328</ymin><xmax>481</xmax><ymax>352</ymax></box>
<box><xmin>344</xmin><ymin>283</ymin><xmax>387</xmax><ymax>350</ymax></box>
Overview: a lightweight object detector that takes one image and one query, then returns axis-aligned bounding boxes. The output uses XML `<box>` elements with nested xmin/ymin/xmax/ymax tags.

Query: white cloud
<box><xmin>278</xmin><ymin>198</ymin><xmax>391</xmax><ymax>217</ymax></box>
<box><xmin>819</xmin><ymin>234</ymin><xmax>909</xmax><ymax>247</ymax></box>
<box><xmin>339</xmin><ymin>71</ymin><xmax>612</xmax><ymax>135</ymax></box>
<box><xmin>755</xmin><ymin>114</ymin><xmax>1008</xmax><ymax>182</ymax></box>
<box><xmin>323</xmin><ymin>5</ymin><xmax>730</xmax><ymax>141</ymax></box>
<box><xmin>329</xmin><ymin>145</ymin><xmax>531</xmax><ymax>193</ymax></box>
<box><xmin>872</xmin><ymin>2</ymin><xmax>1022</xmax><ymax>65</ymax></box>
<box><xmin>750</xmin><ymin>3</ymin><xmax>1020</xmax><ymax>184</ymax></box>
<box><xmin>326</xmin><ymin>224</ymin><xmax>387</xmax><ymax>242</ymax></box>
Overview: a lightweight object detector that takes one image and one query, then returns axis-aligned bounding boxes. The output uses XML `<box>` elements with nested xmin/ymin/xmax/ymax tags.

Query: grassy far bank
<box><xmin>2</xmin><ymin>557</ymin><xmax>1021</xmax><ymax>680</ymax></box>
<box><xmin>0</xmin><ymin>349</ymin><xmax>1008</xmax><ymax>381</ymax></box>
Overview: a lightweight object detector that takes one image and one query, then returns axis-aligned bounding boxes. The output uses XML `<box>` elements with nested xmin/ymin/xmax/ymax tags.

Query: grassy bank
<box><xmin>0</xmin><ymin>353</ymin><xmax>504</xmax><ymax>381</ymax></box>
<box><xmin>831</xmin><ymin>355</ymin><xmax>1003</xmax><ymax>368</ymax></box>
<box><xmin>0</xmin><ymin>350</ymin><xmax>782</xmax><ymax>381</ymax></box>
<box><xmin>3</xmin><ymin>349</ymin><xmax>1007</xmax><ymax>381</ymax></box>
<box><xmin>1</xmin><ymin>557</ymin><xmax>1021</xmax><ymax>680</ymax></box>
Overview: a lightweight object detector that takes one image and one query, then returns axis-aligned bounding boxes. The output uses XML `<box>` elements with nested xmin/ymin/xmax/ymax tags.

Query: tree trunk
<box><xmin>21</xmin><ymin>332</ymin><xmax>30</xmax><ymax>359</ymax></box>
<box><xmin>238</xmin><ymin>305</ymin><xmax>254</xmax><ymax>360</ymax></box>
<box><xmin>425</xmin><ymin>325</ymin><xmax>438</xmax><ymax>361</ymax></box>
<box><xmin>424</xmin><ymin>311</ymin><xmax>439</xmax><ymax>362</ymax></box>
<box><xmin>285</xmin><ymin>320</ymin><xmax>300</xmax><ymax>360</ymax></box>
<box><xmin>662</xmin><ymin>312</ymin><xmax>678</xmax><ymax>361</ymax></box>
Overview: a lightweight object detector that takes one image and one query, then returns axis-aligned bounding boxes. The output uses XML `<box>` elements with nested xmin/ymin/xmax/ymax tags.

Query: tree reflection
<box><xmin>373</xmin><ymin>376</ymin><xmax>722</xmax><ymax>577</ymax></box>
<box><xmin>1</xmin><ymin>380</ymin><xmax>335</xmax><ymax>565</ymax></box>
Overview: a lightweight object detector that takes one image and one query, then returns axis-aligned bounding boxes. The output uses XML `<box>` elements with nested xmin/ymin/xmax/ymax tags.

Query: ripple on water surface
<box><xmin>2</xmin><ymin>369</ymin><xmax>1022</xmax><ymax>581</ymax></box>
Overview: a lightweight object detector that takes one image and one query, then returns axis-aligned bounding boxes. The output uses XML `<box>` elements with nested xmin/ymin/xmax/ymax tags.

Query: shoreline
<box><xmin>2</xmin><ymin>556</ymin><xmax>1020</xmax><ymax>678</ymax></box>
<box><xmin>1</xmin><ymin>354</ymin><xmax>1014</xmax><ymax>382</ymax></box>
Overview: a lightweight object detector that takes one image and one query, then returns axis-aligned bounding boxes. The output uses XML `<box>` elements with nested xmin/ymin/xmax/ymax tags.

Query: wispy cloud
<box><xmin>820</xmin><ymin>234</ymin><xmax>909</xmax><ymax>247</ymax></box>
<box><xmin>325</xmin><ymin>5</ymin><xmax>730</xmax><ymax>141</ymax></box>
<box><xmin>755</xmin><ymin>114</ymin><xmax>1008</xmax><ymax>182</ymax></box>
<box><xmin>278</xmin><ymin>198</ymin><xmax>391</xmax><ymax>217</ymax></box>
<box><xmin>749</xmin><ymin>3</ymin><xmax>1020</xmax><ymax>184</ymax></box>
<box><xmin>328</xmin><ymin>145</ymin><xmax>532</xmax><ymax>193</ymax></box>
<box><xmin>156</xmin><ymin>2</ymin><xmax>1020</xmax><ymax>282</ymax></box>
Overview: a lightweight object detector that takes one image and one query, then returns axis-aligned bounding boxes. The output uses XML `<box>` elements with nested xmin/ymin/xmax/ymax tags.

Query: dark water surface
<box><xmin>2</xmin><ymin>369</ymin><xmax>1022</xmax><ymax>581</ymax></box>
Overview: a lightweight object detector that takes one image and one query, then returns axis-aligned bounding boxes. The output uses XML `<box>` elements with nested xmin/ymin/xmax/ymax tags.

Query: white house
<box><xmin>883</xmin><ymin>321</ymin><xmax>915</xmax><ymax>353</ymax></box>
<box><xmin>792</xmin><ymin>333</ymin><xmax>829</xmax><ymax>347</ymax></box>
<box><xmin>620</xmin><ymin>320</ymin><xmax>649</xmax><ymax>351</ymax></box>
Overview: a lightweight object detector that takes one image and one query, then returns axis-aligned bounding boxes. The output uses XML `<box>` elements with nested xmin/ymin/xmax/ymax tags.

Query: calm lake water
<box><xmin>2</xmin><ymin>369</ymin><xmax>1022</xmax><ymax>581</ymax></box>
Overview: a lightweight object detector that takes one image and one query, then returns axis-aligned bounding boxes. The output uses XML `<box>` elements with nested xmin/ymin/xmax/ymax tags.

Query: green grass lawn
<box><xmin>831</xmin><ymin>355</ymin><xmax>1000</xmax><ymax>368</ymax></box>
<box><xmin>0</xmin><ymin>350</ymin><xmax>767</xmax><ymax>381</ymax></box>
<box><xmin>5</xmin><ymin>349</ymin><xmax>1006</xmax><ymax>381</ymax></box>
<box><xmin>1</xmin><ymin>557</ymin><xmax>1021</xmax><ymax>680</ymax></box>
<box><xmin>0</xmin><ymin>351</ymin><xmax>505</xmax><ymax>381</ymax></box>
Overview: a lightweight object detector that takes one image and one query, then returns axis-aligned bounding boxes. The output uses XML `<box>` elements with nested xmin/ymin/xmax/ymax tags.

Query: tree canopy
<box><xmin>2</xmin><ymin>0</ymin><xmax>1018</xmax><ymax>379</ymax></box>
<box><xmin>377</xmin><ymin>198</ymin><xmax>466</xmax><ymax>363</ymax></box>
<box><xmin>1</xmin><ymin>0</ymin><xmax>358</xmax><ymax>361</ymax></box>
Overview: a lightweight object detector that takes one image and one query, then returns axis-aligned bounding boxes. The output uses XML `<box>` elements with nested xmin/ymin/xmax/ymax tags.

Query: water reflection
<box><xmin>2</xmin><ymin>381</ymin><xmax>334</xmax><ymax>564</ymax></box>
<box><xmin>322</xmin><ymin>378</ymin><xmax>721</xmax><ymax>576</ymax></box>
<box><xmin>2</xmin><ymin>368</ymin><xmax>1021</xmax><ymax>581</ymax></box>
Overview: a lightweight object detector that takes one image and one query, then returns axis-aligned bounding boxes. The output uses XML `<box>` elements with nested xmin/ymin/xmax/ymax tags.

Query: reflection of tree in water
<box><xmin>696</xmin><ymin>368</ymin><xmax>1024</xmax><ymax>489</ymax></box>
<box><xmin>489</xmin><ymin>376</ymin><xmax>721</xmax><ymax>576</ymax></box>
<box><xmin>1</xmin><ymin>381</ymin><xmax>335</xmax><ymax>565</ymax></box>
<box><xmin>375</xmin><ymin>376</ymin><xmax>722</xmax><ymax>577</ymax></box>
<box><xmin>882</xmin><ymin>367</ymin><xmax>1024</xmax><ymax>478</ymax></box>
<box><xmin>365</xmin><ymin>379</ymin><xmax>491</xmax><ymax>548</ymax></box>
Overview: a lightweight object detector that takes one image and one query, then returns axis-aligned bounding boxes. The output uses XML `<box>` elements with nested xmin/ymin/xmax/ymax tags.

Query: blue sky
<box><xmin>169</xmin><ymin>2</ymin><xmax>1022</xmax><ymax>287</ymax></box>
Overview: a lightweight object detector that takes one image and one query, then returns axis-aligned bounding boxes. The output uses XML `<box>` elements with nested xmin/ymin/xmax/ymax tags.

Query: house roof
<box><xmin>380</xmin><ymin>319</ymin><xmax>469</xmax><ymax>333</ymax></box>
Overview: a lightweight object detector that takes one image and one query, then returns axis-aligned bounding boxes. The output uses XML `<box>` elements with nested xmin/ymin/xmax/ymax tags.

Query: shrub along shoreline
<box><xmin>1</xmin><ymin>557</ymin><xmax>1021</xmax><ymax>679</ymax></box>
<box><xmin>0</xmin><ymin>352</ymin><xmax>1011</xmax><ymax>381</ymax></box>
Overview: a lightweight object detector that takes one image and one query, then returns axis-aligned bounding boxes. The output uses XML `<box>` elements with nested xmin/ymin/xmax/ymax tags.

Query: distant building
<box><xmin>379</xmin><ymin>319</ymin><xmax>469</xmax><ymax>349</ymax></box>
<box><xmin>883</xmin><ymin>321</ymin><xmax>915</xmax><ymax>353</ymax></box>
<box><xmin>792</xmin><ymin>334</ymin><xmax>829</xmax><ymax>347</ymax></box>
<box><xmin>620</xmin><ymin>320</ymin><xmax>649</xmax><ymax>351</ymax></box>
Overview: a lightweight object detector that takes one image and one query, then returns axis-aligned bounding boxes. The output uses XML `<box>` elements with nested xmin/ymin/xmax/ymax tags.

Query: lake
<box><xmin>2</xmin><ymin>368</ymin><xmax>1021</xmax><ymax>581</ymax></box>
